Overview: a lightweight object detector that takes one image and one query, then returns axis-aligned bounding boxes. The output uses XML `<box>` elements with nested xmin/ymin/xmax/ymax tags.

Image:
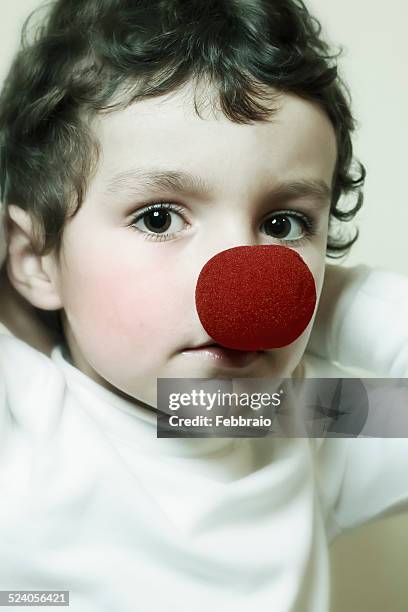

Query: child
<box><xmin>0</xmin><ymin>1</ymin><xmax>407</xmax><ymax>610</ymax></box>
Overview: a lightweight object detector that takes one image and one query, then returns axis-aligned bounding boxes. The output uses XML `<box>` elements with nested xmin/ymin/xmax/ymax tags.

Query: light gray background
<box><xmin>0</xmin><ymin>2</ymin><xmax>407</xmax><ymax>611</ymax></box>
<box><xmin>307</xmin><ymin>0</ymin><xmax>408</xmax><ymax>276</ymax></box>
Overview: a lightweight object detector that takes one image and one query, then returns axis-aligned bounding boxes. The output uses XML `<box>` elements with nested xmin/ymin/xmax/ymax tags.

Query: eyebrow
<box><xmin>105</xmin><ymin>167</ymin><xmax>332</xmax><ymax>208</ymax></box>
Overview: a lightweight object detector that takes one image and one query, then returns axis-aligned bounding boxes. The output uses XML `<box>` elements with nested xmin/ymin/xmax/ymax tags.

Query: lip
<box><xmin>181</xmin><ymin>344</ymin><xmax>262</xmax><ymax>368</ymax></box>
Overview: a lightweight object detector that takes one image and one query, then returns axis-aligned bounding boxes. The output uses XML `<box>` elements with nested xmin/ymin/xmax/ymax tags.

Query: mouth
<box><xmin>181</xmin><ymin>342</ymin><xmax>263</xmax><ymax>369</ymax></box>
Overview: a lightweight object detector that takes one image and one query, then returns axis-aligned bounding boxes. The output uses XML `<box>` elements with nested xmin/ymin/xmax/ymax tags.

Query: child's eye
<box><xmin>261</xmin><ymin>210</ymin><xmax>318</xmax><ymax>246</ymax></box>
<box><xmin>128</xmin><ymin>202</ymin><xmax>318</xmax><ymax>246</ymax></box>
<box><xmin>129</xmin><ymin>202</ymin><xmax>187</xmax><ymax>242</ymax></box>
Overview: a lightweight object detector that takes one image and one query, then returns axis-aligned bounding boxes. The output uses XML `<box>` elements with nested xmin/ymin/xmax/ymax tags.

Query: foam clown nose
<box><xmin>195</xmin><ymin>245</ymin><xmax>316</xmax><ymax>351</ymax></box>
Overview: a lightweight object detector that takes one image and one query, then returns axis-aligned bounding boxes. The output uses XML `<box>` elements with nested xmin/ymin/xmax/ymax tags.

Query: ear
<box><xmin>6</xmin><ymin>205</ymin><xmax>63</xmax><ymax>311</ymax></box>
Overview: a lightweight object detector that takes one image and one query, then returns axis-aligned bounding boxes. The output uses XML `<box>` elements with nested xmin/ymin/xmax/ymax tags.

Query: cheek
<box><xmin>61</xmin><ymin>247</ymin><xmax>179</xmax><ymax>361</ymax></box>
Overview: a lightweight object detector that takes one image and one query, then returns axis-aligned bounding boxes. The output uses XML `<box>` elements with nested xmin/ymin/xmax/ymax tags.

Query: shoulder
<box><xmin>304</xmin><ymin>353</ymin><xmax>408</xmax><ymax>536</ymax></box>
<box><xmin>0</xmin><ymin>330</ymin><xmax>58</xmax><ymax>375</ymax></box>
<box><xmin>302</xmin><ymin>351</ymin><xmax>376</xmax><ymax>378</ymax></box>
<box><xmin>0</xmin><ymin>332</ymin><xmax>66</xmax><ymax>433</ymax></box>
<box><xmin>0</xmin><ymin>322</ymin><xmax>12</xmax><ymax>336</ymax></box>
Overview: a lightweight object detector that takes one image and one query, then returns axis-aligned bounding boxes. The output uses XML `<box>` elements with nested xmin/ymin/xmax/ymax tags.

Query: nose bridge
<box><xmin>196</xmin><ymin>211</ymin><xmax>258</xmax><ymax>271</ymax></box>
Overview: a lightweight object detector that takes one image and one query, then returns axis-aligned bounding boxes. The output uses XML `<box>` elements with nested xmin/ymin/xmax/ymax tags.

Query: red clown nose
<box><xmin>195</xmin><ymin>245</ymin><xmax>316</xmax><ymax>351</ymax></box>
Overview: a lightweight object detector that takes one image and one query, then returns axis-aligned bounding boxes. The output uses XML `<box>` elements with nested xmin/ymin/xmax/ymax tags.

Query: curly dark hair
<box><xmin>0</xmin><ymin>0</ymin><xmax>365</xmax><ymax>260</ymax></box>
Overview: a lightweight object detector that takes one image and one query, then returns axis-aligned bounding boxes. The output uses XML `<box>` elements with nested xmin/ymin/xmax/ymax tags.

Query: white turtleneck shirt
<box><xmin>1</xmin><ymin>327</ymin><xmax>408</xmax><ymax>612</ymax></box>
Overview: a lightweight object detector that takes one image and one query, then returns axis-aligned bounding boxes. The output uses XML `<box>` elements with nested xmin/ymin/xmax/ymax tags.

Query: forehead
<box><xmin>91</xmin><ymin>83</ymin><xmax>337</xmax><ymax>198</ymax></box>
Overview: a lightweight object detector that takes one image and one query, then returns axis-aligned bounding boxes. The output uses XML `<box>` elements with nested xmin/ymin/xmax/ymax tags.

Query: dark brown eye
<box><xmin>130</xmin><ymin>203</ymin><xmax>186</xmax><ymax>240</ymax></box>
<box><xmin>262</xmin><ymin>213</ymin><xmax>306</xmax><ymax>241</ymax></box>
<box><xmin>144</xmin><ymin>210</ymin><xmax>172</xmax><ymax>233</ymax></box>
<box><xmin>265</xmin><ymin>216</ymin><xmax>291</xmax><ymax>238</ymax></box>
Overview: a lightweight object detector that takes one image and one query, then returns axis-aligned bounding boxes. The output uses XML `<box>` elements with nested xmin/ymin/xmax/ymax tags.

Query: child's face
<box><xmin>51</xmin><ymin>83</ymin><xmax>336</xmax><ymax>406</ymax></box>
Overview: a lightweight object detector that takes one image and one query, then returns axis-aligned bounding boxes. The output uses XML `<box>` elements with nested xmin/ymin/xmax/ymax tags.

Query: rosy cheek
<box><xmin>65</xmin><ymin>250</ymin><xmax>176</xmax><ymax>357</ymax></box>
